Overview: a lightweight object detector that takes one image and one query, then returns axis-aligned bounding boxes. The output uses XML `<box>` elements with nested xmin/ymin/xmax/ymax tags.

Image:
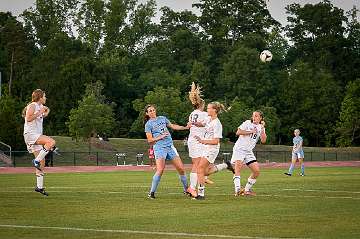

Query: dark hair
<box><xmin>143</xmin><ymin>104</ymin><xmax>156</xmax><ymax>125</ymax></box>
<box><xmin>251</xmin><ymin>110</ymin><xmax>264</xmax><ymax>122</ymax></box>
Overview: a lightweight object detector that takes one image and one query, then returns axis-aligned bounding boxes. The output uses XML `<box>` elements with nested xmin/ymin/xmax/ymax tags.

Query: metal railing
<box><xmin>0</xmin><ymin>142</ymin><xmax>12</xmax><ymax>166</ymax></box>
<box><xmin>2</xmin><ymin>150</ymin><xmax>359</xmax><ymax>167</ymax></box>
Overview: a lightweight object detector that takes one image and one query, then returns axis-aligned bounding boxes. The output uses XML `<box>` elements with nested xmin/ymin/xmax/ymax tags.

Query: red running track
<box><xmin>0</xmin><ymin>161</ymin><xmax>359</xmax><ymax>174</ymax></box>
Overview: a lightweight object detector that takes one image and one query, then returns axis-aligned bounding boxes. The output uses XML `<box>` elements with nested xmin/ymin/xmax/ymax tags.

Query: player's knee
<box><xmin>50</xmin><ymin>138</ymin><xmax>56</xmax><ymax>147</ymax></box>
<box><xmin>156</xmin><ymin>168</ymin><xmax>164</xmax><ymax>176</ymax></box>
<box><xmin>177</xmin><ymin>168</ymin><xmax>185</xmax><ymax>175</ymax></box>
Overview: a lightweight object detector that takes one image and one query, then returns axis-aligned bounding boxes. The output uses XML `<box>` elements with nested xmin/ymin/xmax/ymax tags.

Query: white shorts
<box><xmin>231</xmin><ymin>148</ymin><xmax>257</xmax><ymax>166</ymax></box>
<box><xmin>203</xmin><ymin>148</ymin><xmax>219</xmax><ymax>164</ymax></box>
<box><xmin>292</xmin><ymin>151</ymin><xmax>304</xmax><ymax>160</ymax></box>
<box><xmin>188</xmin><ymin>137</ymin><xmax>205</xmax><ymax>158</ymax></box>
<box><xmin>24</xmin><ymin>133</ymin><xmax>42</xmax><ymax>153</ymax></box>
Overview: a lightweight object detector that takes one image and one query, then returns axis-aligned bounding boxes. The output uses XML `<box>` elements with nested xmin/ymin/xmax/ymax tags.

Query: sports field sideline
<box><xmin>0</xmin><ymin>163</ymin><xmax>360</xmax><ymax>239</ymax></box>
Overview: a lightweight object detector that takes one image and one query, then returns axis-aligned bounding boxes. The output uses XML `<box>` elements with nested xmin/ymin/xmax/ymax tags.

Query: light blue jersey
<box><xmin>145</xmin><ymin>116</ymin><xmax>173</xmax><ymax>150</ymax></box>
<box><xmin>293</xmin><ymin>136</ymin><xmax>303</xmax><ymax>153</ymax></box>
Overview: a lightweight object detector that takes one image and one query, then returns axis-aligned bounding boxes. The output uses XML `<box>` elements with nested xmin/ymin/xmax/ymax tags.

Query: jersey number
<box><xmin>191</xmin><ymin>114</ymin><xmax>199</xmax><ymax>123</ymax></box>
<box><xmin>250</xmin><ymin>133</ymin><xmax>257</xmax><ymax>139</ymax></box>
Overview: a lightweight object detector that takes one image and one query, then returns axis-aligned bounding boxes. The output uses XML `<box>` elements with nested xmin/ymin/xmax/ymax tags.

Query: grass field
<box><xmin>9</xmin><ymin>137</ymin><xmax>360</xmax><ymax>167</ymax></box>
<box><xmin>0</xmin><ymin>167</ymin><xmax>360</xmax><ymax>239</ymax></box>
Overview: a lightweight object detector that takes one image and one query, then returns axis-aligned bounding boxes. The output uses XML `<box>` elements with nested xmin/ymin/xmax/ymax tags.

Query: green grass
<box><xmin>0</xmin><ymin>167</ymin><xmax>360</xmax><ymax>238</ymax></box>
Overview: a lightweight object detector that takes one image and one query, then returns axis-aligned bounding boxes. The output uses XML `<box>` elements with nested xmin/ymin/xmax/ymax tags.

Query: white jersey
<box><xmin>204</xmin><ymin>117</ymin><xmax>222</xmax><ymax>150</ymax></box>
<box><xmin>23</xmin><ymin>102</ymin><xmax>44</xmax><ymax>135</ymax></box>
<box><xmin>188</xmin><ymin>110</ymin><xmax>209</xmax><ymax>138</ymax></box>
<box><xmin>234</xmin><ymin>120</ymin><xmax>262</xmax><ymax>151</ymax></box>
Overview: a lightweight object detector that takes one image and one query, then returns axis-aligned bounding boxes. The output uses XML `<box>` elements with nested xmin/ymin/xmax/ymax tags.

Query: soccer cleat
<box><xmin>32</xmin><ymin>159</ymin><xmax>42</xmax><ymax>171</ymax></box>
<box><xmin>35</xmin><ymin>187</ymin><xmax>49</xmax><ymax>196</ymax></box>
<box><xmin>284</xmin><ymin>172</ymin><xmax>292</xmax><ymax>176</ymax></box>
<box><xmin>235</xmin><ymin>188</ymin><xmax>245</xmax><ymax>197</ymax></box>
<box><xmin>186</xmin><ymin>187</ymin><xmax>198</xmax><ymax>198</ymax></box>
<box><xmin>148</xmin><ymin>192</ymin><xmax>156</xmax><ymax>199</ymax></box>
<box><xmin>192</xmin><ymin>195</ymin><xmax>205</xmax><ymax>200</ymax></box>
<box><xmin>244</xmin><ymin>190</ymin><xmax>256</xmax><ymax>196</ymax></box>
<box><xmin>225</xmin><ymin>160</ymin><xmax>235</xmax><ymax>174</ymax></box>
<box><xmin>205</xmin><ymin>178</ymin><xmax>214</xmax><ymax>185</ymax></box>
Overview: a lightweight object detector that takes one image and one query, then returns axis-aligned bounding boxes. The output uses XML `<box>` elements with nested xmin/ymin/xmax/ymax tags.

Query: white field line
<box><xmin>282</xmin><ymin>188</ymin><xmax>360</xmax><ymax>194</ymax></box>
<box><xmin>0</xmin><ymin>224</ymin><xmax>307</xmax><ymax>239</ymax></box>
<box><xmin>0</xmin><ymin>189</ymin><xmax>359</xmax><ymax>200</ymax></box>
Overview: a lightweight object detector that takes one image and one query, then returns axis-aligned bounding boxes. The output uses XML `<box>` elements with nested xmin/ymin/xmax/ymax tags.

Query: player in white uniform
<box><xmin>186</xmin><ymin>83</ymin><xmax>214</xmax><ymax>197</ymax></box>
<box><xmin>231</xmin><ymin>111</ymin><xmax>267</xmax><ymax>196</ymax></box>
<box><xmin>193</xmin><ymin>102</ymin><xmax>234</xmax><ymax>200</ymax></box>
<box><xmin>23</xmin><ymin>89</ymin><xmax>56</xmax><ymax>196</ymax></box>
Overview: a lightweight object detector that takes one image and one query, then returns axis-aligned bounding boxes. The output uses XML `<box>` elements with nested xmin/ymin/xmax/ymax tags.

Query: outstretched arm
<box><xmin>168</xmin><ymin>122</ymin><xmax>190</xmax><ymax>131</ymax></box>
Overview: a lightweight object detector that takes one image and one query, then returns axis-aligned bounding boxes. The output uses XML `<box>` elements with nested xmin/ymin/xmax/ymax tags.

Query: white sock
<box><xmin>245</xmin><ymin>178</ymin><xmax>256</xmax><ymax>192</ymax></box>
<box><xmin>36</xmin><ymin>175</ymin><xmax>44</xmax><ymax>189</ymax></box>
<box><xmin>233</xmin><ymin>176</ymin><xmax>241</xmax><ymax>193</ymax></box>
<box><xmin>215</xmin><ymin>163</ymin><xmax>227</xmax><ymax>172</ymax></box>
<box><xmin>190</xmin><ymin>172</ymin><xmax>197</xmax><ymax>189</ymax></box>
<box><xmin>198</xmin><ymin>184</ymin><xmax>205</xmax><ymax>196</ymax></box>
<box><xmin>35</xmin><ymin>148</ymin><xmax>49</xmax><ymax>162</ymax></box>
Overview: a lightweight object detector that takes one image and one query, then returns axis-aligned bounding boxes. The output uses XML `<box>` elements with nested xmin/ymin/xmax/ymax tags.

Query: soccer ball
<box><xmin>260</xmin><ymin>50</ymin><xmax>273</xmax><ymax>63</ymax></box>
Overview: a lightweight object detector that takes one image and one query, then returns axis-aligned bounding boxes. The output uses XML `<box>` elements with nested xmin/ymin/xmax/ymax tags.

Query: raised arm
<box><xmin>260</xmin><ymin>127</ymin><xmax>267</xmax><ymax>144</ymax></box>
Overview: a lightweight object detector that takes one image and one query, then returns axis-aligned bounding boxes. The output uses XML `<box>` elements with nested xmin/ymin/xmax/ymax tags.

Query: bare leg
<box><xmin>244</xmin><ymin>162</ymin><xmax>260</xmax><ymax>194</ymax></box>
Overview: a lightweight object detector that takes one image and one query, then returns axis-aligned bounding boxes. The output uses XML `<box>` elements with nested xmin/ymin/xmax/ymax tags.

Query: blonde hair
<box><xmin>188</xmin><ymin>82</ymin><xmax>204</xmax><ymax>109</ymax></box>
<box><xmin>22</xmin><ymin>89</ymin><xmax>45</xmax><ymax>118</ymax></box>
<box><xmin>209</xmin><ymin>101</ymin><xmax>226</xmax><ymax>114</ymax></box>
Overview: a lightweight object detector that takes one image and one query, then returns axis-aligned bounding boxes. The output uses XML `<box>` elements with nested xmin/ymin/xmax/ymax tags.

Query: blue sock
<box><xmin>301</xmin><ymin>164</ymin><xmax>305</xmax><ymax>175</ymax></box>
<box><xmin>150</xmin><ymin>174</ymin><xmax>161</xmax><ymax>193</ymax></box>
<box><xmin>179</xmin><ymin>174</ymin><xmax>188</xmax><ymax>191</ymax></box>
<box><xmin>288</xmin><ymin>163</ymin><xmax>295</xmax><ymax>174</ymax></box>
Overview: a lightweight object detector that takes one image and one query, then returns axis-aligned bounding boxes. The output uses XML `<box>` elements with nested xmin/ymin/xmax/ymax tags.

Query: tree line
<box><xmin>0</xmin><ymin>0</ymin><xmax>359</xmax><ymax>150</ymax></box>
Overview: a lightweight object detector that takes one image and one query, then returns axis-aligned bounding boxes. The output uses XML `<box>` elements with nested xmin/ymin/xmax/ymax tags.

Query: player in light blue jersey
<box><xmin>285</xmin><ymin>129</ymin><xmax>305</xmax><ymax>176</ymax></box>
<box><xmin>144</xmin><ymin>104</ymin><xmax>190</xmax><ymax>199</ymax></box>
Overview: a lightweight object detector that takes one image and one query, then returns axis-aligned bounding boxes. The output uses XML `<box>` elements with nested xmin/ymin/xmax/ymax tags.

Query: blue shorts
<box><xmin>292</xmin><ymin>151</ymin><xmax>304</xmax><ymax>159</ymax></box>
<box><xmin>154</xmin><ymin>145</ymin><xmax>179</xmax><ymax>161</ymax></box>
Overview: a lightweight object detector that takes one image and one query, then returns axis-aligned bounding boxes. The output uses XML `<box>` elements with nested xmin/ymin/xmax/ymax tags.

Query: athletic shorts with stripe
<box><xmin>231</xmin><ymin>148</ymin><xmax>257</xmax><ymax>166</ymax></box>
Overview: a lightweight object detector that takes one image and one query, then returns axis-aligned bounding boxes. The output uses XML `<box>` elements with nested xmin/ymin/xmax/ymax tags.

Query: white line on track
<box><xmin>0</xmin><ymin>224</ymin><xmax>307</xmax><ymax>239</ymax></box>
